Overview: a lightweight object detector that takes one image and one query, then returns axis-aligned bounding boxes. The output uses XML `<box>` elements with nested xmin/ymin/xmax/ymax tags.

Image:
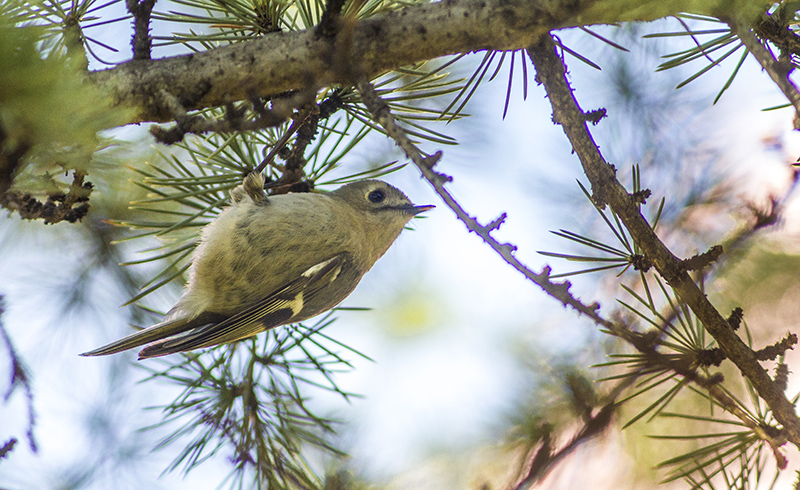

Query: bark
<box><xmin>88</xmin><ymin>0</ymin><xmax>754</xmax><ymax>123</ymax></box>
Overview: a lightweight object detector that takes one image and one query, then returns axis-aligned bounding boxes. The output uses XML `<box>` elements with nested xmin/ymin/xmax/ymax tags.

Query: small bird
<box><xmin>82</xmin><ymin>173</ymin><xmax>433</xmax><ymax>359</ymax></box>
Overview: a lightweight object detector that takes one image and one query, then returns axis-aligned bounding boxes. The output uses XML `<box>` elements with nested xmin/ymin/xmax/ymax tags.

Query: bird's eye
<box><xmin>368</xmin><ymin>189</ymin><xmax>386</xmax><ymax>203</ymax></box>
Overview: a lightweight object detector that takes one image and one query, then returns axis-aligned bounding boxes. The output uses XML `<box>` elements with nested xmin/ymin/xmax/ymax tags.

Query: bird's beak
<box><xmin>407</xmin><ymin>204</ymin><xmax>435</xmax><ymax>216</ymax></box>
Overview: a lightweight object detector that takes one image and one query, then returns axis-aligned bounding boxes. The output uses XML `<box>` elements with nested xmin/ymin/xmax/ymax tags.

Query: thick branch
<box><xmin>89</xmin><ymin>0</ymin><xmax>746</xmax><ymax>123</ymax></box>
<box><xmin>527</xmin><ymin>34</ymin><xmax>800</xmax><ymax>447</ymax></box>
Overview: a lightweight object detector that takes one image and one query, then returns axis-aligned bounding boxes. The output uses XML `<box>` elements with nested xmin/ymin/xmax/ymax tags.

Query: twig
<box><xmin>149</xmin><ymin>87</ymin><xmax>317</xmax><ymax>145</ymax></box>
<box><xmin>315</xmin><ymin>0</ymin><xmax>347</xmax><ymax>39</ymax></box>
<box><xmin>514</xmin><ymin>402</ymin><xmax>616</xmax><ymax>489</ymax></box>
<box><xmin>512</xmin><ymin>370</ymin><xmax>639</xmax><ymax>489</ymax></box>
<box><xmin>1</xmin><ymin>171</ymin><xmax>92</xmax><ymax>224</ymax></box>
<box><xmin>355</xmin><ymin>77</ymin><xmax>614</xmax><ymax>333</ymax></box>
<box><xmin>0</xmin><ymin>296</ymin><xmax>38</xmax><ymax>452</ymax></box>
<box><xmin>681</xmin><ymin>244</ymin><xmax>723</xmax><ymax>271</ymax></box>
<box><xmin>0</xmin><ymin>439</ymin><xmax>17</xmax><ymax>459</ymax></box>
<box><xmin>253</xmin><ymin>103</ymin><xmax>319</xmax><ymax>191</ymax></box>
<box><xmin>126</xmin><ymin>0</ymin><xmax>156</xmax><ymax>60</ymax></box>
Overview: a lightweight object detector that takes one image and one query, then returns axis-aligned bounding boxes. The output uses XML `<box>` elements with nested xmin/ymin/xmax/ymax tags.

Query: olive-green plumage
<box><xmin>81</xmin><ymin>173</ymin><xmax>432</xmax><ymax>359</ymax></box>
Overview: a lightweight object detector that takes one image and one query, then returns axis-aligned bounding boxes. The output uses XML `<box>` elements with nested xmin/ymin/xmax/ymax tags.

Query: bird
<box><xmin>81</xmin><ymin>172</ymin><xmax>433</xmax><ymax>359</ymax></box>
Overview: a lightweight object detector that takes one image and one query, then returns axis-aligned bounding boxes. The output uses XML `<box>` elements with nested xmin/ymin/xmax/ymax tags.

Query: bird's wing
<box><xmin>137</xmin><ymin>254</ymin><xmax>346</xmax><ymax>359</ymax></box>
<box><xmin>80</xmin><ymin>310</ymin><xmax>228</xmax><ymax>357</ymax></box>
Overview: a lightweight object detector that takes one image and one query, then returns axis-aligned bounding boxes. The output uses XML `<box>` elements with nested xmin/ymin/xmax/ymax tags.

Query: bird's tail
<box><xmin>80</xmin><ymin>311</ymin><xmax>226</xmax><ymax>357</ymax></box>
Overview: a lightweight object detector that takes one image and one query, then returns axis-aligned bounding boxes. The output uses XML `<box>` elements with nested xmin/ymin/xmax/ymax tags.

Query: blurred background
<box><xmin>3</xmin><ymin>7</ymin><xmax>800</xmax><ymax>489</ymax></box>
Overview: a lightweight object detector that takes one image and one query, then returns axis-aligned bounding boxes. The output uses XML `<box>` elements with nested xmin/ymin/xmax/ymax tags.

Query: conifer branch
<box><xmin>527</xmin><ymin>32</ymin><xmax>800</xmax><ymax>448</ymax></box>
<box><xmin>89</xmin><ymin>0</ymin><xmax>749</xmax><ymax>123</ymax></box>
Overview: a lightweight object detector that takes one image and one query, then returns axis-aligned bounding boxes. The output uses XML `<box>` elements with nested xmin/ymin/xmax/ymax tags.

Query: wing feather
<box><xmin>137</xmin><ymin>254</ymin><xmax>345</xmax><ymax>358</ymax></box>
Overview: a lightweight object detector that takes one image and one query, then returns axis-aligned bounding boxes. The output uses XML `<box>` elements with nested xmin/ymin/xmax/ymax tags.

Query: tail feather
<box><xmin>80</xmin><ymin>311</ymin><xmax>227</xmax><ymax>357</ymax></box>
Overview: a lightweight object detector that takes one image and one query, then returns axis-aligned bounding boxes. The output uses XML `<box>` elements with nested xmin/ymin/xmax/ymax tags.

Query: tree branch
<box><xmin>355</xmin><ymin>77</ymin><xmax>616</xmax><ymax>333</ymax></box>
<box><xmin>527</xmin><ymin>33</ymin><xmax>800</xmax><ymax>448</ymax></box>
<box><xmin>89</xmin><ymin>0</ymin><xmax>748</xmax><ymax>123</ymax></box>
<box><xmin>729</xmin><ymin>18</ymin><xmax>800</xmax><ymax>118</ymax></box>
<box><xmin>356</xmin><ymin>72</ymin><xmax>794</xmax><ymax>482</ymax></box>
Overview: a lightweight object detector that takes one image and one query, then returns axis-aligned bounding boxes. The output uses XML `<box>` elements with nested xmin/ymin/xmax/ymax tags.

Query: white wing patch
<box><xmin>302</xmin><ymin>256</ymin><xmax>342</xmax><ymax>283</ymax></box>
<box><xmin>285</xmin><ymin>291</ymin><xmax>304</xmax><ymax>318</ymax></box>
